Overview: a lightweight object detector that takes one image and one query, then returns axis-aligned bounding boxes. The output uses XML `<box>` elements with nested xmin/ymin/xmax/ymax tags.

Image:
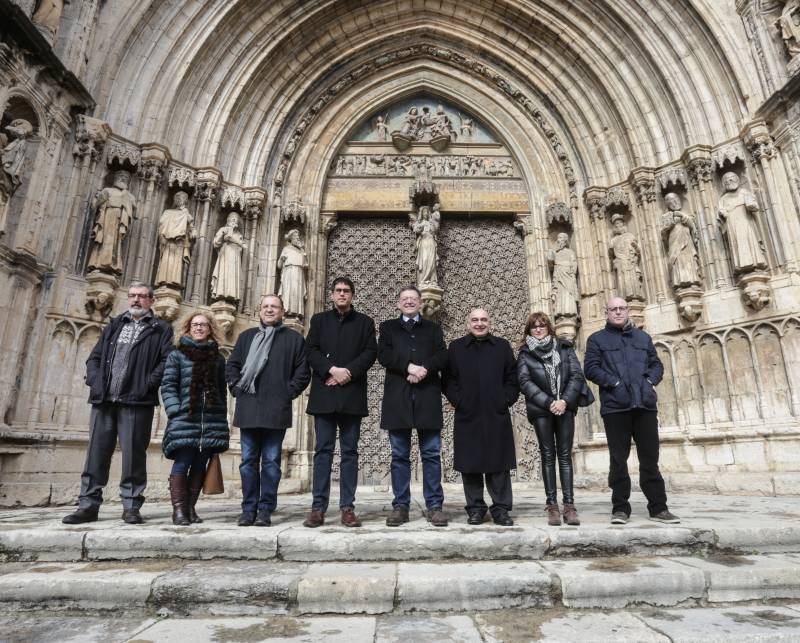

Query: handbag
<box><xmin>202</xmin><ymin>453</ymin><xmax>224</xmax><ymax>495</ymax></box>
<box><xmin>577</xmin><ymin>382</ymin><xmax>596</xmax><ymax>408</ymax></box>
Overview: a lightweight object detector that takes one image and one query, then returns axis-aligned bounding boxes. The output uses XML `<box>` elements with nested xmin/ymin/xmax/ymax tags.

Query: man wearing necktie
<box><xmin>377</xmin><ymin>286</ymin><xmax>449</xmax><ymax>527</ymax></box>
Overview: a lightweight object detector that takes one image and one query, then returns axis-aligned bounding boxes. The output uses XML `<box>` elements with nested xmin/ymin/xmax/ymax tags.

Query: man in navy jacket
<box><xmin>584</xmin><ymin>296</ymin><xmax>679</xmax><ymax>525</ymax></box>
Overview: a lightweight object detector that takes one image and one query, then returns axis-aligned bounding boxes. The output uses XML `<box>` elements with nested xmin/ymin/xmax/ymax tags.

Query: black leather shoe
<box><xmin>121</xmin><ymin>508</ymin><xmax>143</xmax><ymax>524</ymax></box>
<box><xmin>467</xmin><ymin>511</ymin><xmax>485</xmax><ymax>525</ymax></box>
<box><xmin>62</xmin><ymin>507</ymin><xmax>99</xmax><ymax>525</ymax></box>
<box><xmin>254</xmin><ymin>510</ymin><xmax>271</xmax><ymax>527</ymax></box>
<box><xmin>492</xmin><ymin>510</ymin><xmax>514</xmax><ymax>526</ymax></box>
<box><xmin>238</xmin><ymin>512</ymin><xmax>256</xmax><ymax>527</ymax></box>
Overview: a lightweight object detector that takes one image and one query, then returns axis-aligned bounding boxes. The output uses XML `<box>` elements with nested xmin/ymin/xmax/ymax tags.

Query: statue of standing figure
<box><xmin>375</xmin><ymin>114</ymin><xmax>389</xmax><ymax>140</ymax></box>
<box><xmin>717</xmin><ymin>171</ymin><xmax>768</xmax><ymax>276</ymax></box>
<box><xmin>155</xmin><ymin>191</ymin><xmax>196</xmax><ymax>289</ymax></box>
<box><xmin>1</xmin><ymin>119</ymin><xmax>34</xmax><ymax>192</ymax></box>
<box><xmin>547</xmin><ymin>232</ymin><xmax>579</xmax><ymax>319</ymax></box>
<box><xmin>778</xmin><ymin>0</ymin><xmax>800</xmax><ymax>60</ymax></box>
<box><xmin>661</xmin><ymin>193</ymin><xmax>702</xmax><ymax>289</ymax></box>
<box><xmin>411</xmin><ymin>204</ymin><xmax>440</xmax><ymax>286</ymax></box>
<box><xmin>211</xmin><ymin>212</ymin><xmax>246</xmax><ymax>301</ymax></box>
<box><xmin>608</xmin><ymin>214</ymin><xmax>644</xmax><ymax>300</ymax></box>
<box><xmin>87</xmin><ymin>170</ymin><xmax>137</xmax><ymax>276</ymax></box>
<box><xmin>277</xmin><ymin>229</ymin><xmax>308</xmax><ymax>318</ymax></box>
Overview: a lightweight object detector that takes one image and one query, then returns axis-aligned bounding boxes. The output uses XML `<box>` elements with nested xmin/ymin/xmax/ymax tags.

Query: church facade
<box><xmin>1</xmin><ymin>0</ymin><xmax>800</xmax><ymax>504</ymax></box>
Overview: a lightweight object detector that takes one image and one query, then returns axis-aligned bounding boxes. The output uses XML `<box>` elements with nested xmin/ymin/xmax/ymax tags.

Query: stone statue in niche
<box><xmin>717</xmin><ymin>171</ymin><xmax>768</xmax><ymax>276</ymax></box>
<box><xmin>778</xmin><ymin>0</ymin><xmax>800</xmax><ymax>61</ymax></box>
<box><xmin>547</xmin><ymin>232</ymin><xmax>579</xmax><ymax>320</ymax></box>
<box><xmin>410</xmin><ymin>204</ymin><xmax>440</xmax><ymax>287</ymax></box>
<box><xmin>375</xmin><ymin>114</ymin><xmax>389</xmax><ymax>140</ymax></box>
<box><xmin>608</xmin><ymin>213</ymin><xmax>644</xmax><ymax>300</ymax></box>
<box><xmin>1</xmin><ymin>119</ymin><xmax>34</xmax><ymax>192</ymax></box>
<box><xmin>154</xmin><ymin>191</ymin><xmax>196</xmax><ymax>288</ymax></box>
<box><xmin>661</xmin><ymin>193</ymin><xmax>701</xmax><ymax>289</ymax></box>
<box><xmin>87</xmin><ymin>170</ymin><xmax>137</xmax><ymax>276</ymax></box>
<box><xmin>277</xmin><ymin>228</ymin><xmax>307</xmax><ymax>318</ymax></box>
<box><xmin>31</xmin><ymin>0</ymin><xmax>64</xmax><ymax>41</ymax></box>
<box><xmin>211</xmin><ymin>212</ymin><xmax>245</xmax><ymax>302</ymax></box>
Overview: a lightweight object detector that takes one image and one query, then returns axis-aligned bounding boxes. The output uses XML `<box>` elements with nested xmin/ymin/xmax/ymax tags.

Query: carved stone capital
<box><xmin>686</xmin><ymin>158</ymin><xmax>714</xmax><ymax>187</ymax></box>
<box><xmin>320</xmin><ymin>212</ymin><xmax>338</xmax><ymax>237</ymax></box>
<box><xmin>194</xmin><ymin>168</ymin><xmax>222</xmax><ymax>202</ymax></box>
<box><xmin>244</xmin><ymin>187</ymin><xmax>267</xmax><ymax>220</ymax></box>
<box><xmin>583</xmin><ymin>186</ymin><xmax>607</xmax><ymax>221</ymax></box>
<box><xmin>72</xmin><ymin>115</ymin><xmax>111</xmax><ymax>162</ymax></box>
<box><xmin>513</xmin><ymin>212</ymin><xmax>532</xmax><ymax>237</ymax></box>
<box><xmin>629</xmin><ymin>168</ymin><xmax>657</xmax><ymax>206</ymax></box>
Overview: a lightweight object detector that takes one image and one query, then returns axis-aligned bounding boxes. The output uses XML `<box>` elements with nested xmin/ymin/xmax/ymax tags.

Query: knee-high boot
<box><xmin>169</xmin><ymin>474</ymin><xmax>190</xmax><ymax>526</ymax></box>
<box><xmin>187</xmin><ymin>469</ymin><xmax>205</xmax><ymax>523</ymax></box>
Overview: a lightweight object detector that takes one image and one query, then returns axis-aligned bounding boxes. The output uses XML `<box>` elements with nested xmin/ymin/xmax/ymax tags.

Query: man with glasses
<box><xmin>63</xmin><ymin>281</ymin><xmax>174</xmax><ymax>525</ymax></box>
<box><xmin>378</xmin><ymin>286</ymin><xmax>449</xmax><ymax>527</ymax></box>
<box><xmin>584</xmin><ymin>296</ymin><xmax>679</xmax><ymax>525</ymax></box>
<box><xmin>303</xmin><ymin>277</ymin><xmax>377</xmax><ymax>528</ymax></box>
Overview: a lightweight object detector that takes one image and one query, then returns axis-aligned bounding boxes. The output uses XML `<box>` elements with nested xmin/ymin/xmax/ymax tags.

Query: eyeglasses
<box><xmin>333</xmin><ymin>288</ymin><xmax>352</xmax><ymax>294</ymax></box>
<box><xmin>190</xmin><ymin>322</ymin><xmax>210</xmax><ymax>328</ymax></box>
<box><xmin>607</xmin><ymin>306</ymin><xmax>628</xmax><ymax>313</ymax></box>
<box><xmin>531</xmin><ymin>324</ymin><xmax>548</xmax><ymax>330</ymax></box>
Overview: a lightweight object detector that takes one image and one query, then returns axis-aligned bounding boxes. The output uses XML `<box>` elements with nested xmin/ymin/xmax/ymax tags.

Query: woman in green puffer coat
<box><xmin>160</xmin><ymin>311</ymin><xmax>229</xmax><ymax>525</ymax></box>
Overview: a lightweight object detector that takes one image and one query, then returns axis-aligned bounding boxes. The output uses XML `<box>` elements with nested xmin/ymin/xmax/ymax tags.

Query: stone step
<box><xmin>2</xmin><ymin>553</ymin><xmax>800</xmax><ymax>616</ymax></box>
<box><xmin>5</xmin><ymin>604</ymin><xmax>800</xmax><ymax>643</ymax></box>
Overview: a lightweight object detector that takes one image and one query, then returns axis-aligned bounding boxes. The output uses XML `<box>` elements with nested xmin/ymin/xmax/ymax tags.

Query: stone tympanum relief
<box><xmin>277</xmin><ymin>229</ymin><xmax>308</xmax><ymax>319</ymax></box>
<box><xmin>661</xmin><ymin>192</ymin><xmax>703</xmax><ymax>322</ymax></box>
<box><xmin>717</xmin><ymin>171</ymin><xmax>771</xmax><ymax>310</ymax></box>
<box><xmin>547</xmin><ymin>232</ymin><xmax>579</xmax><ymax>337</ymax></box>
<box><xmin>392</xmin><ymin>104</ymin><xmax>455</xmax><ymax>151</ymax></box>
<box><xmin>608</xmin><ymin>213</ymin><xmax>644</xmax><ymax>302</ymax></box>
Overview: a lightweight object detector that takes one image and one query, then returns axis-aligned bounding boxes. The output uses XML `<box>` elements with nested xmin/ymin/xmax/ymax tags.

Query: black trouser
<box><xmin>532</xmin><ymin>412</ymin><xmax>575</xmax><ymax>505</ymax></box>
<box><xmin>78</xmin><ymin>403</ymin><xmax>154</xmax><ymax>510</ymax></box>
<box><xmin>602</xmin><ymin>409</ymin><xmax>667</xmax><ymax>517</ymax></box>
<box><xmin>462</xmin><ymin>471</ymin><xmax>512</xmax><ymax>519</ymax></box>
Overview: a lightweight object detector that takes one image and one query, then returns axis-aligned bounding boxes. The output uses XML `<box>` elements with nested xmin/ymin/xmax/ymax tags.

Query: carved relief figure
<box><xmin>717</xmin><ymin>171</ymin><xmax>768</xmax><ymax>275</ymax></box>
<box><xmin>661</xmin><ymin>193</ymin><xmax>701</xmax><ymax>289</ymax></box>
<box><xmin>87</xmin><ymin>170</ymin><xmax>137</xmax><ymax>276</ymax></box>
<box><xmin>155</xmin><ymin>191</ymin><xmax>196</xmax><ymax>288</ymax></box>
<box><xmin>1</xmin><ymin>119</ymin><xmax>34</xmax><ymax>191</ymax></box>
<box><xmin>31</xmin><ymin>0</ymin><xmax>64</xmax><ymax>40</ymax></box>
<box><xmin>459</xmin><ymin>113</ymin><xmax>474</xmax><ymax>137</ymax></box>
<box><xmin>411</xmin><ymin>204</ymin><xmax>440</xmax><ymax>286</ymax></box>
<box><xmin>428</xmin><ymin>105</ymin><xmax>455</xmax><ymax>140</ymax></box>
<box><xmin>608</xmin><ymin>214</ymin><xmax>644</xmax><ymax>300</ymax></box>
<box><xmin>399</xmin><ymin>107</ymin><xmax>422</xmax><ymax>138</ymax></box>
<box><xmin>277</xmin><ymin>229</ymin><xmax>308</xmax><ymax>318</ymax></box>
<box><xmin>546</xmin><ymin>232</ymin><xmax>579</xmax><ymax>319</ymax></box>
<box><xmin>375</xmin><ymin>114</ymin><xmax>389</xmax><ymax>140</ymax></box>
<box><xmin>778</xmin><ymin>0</ymin><xmax>800</xmax><ymax>59</ymax></box>
<box><xmin>211</xmin><ymin>212</ymin><xmax>245</xmax><ymax>302</ymax></box>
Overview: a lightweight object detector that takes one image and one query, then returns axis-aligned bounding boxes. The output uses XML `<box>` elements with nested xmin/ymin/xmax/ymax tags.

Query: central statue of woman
<box><xmin>412</xmin><ymin>204</ymin><xmax>440</xmax><ymax>286</ymax></box>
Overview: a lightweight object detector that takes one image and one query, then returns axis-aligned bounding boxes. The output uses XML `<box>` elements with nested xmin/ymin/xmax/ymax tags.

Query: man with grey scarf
<box><xmin>226</xmin><ymin>294</ymin><xmax>310</xmax><ymax>526</ymax></box>
<box><xmin>584</xmin><ymin>296</ymin><xmax>679</xmax><ymax>525</ymax></box>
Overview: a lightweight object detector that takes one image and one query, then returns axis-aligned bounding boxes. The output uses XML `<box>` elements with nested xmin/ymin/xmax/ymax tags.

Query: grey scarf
<box><xmin>237</xmin><ymin>323</ymin><xmax>278</xmax><ymax>394</ymax></box>
<box><xmin>526</xmin><ymin>334</ymin><xmax>561</xmax><ymax>398</ymax></box>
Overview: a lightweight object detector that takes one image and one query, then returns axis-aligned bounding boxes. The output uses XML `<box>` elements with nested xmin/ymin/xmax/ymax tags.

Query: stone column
<box><xmin>242</xmin><ymin>187</ymin><xmax>266</xmax><ymax>315</ymax></box>
<box><xmin>131</xmin><ymin>144</ymin><xmax>169</xmax><ymax>282</ymax></box>
<box><xmin>630</xmin><ymin>168</ymin><xmax>670</xmax><ymax>304</ymax></box>
<box><xmin>188</xmin><ymin>168</ymin><xmax>222</xmax><ymax>305</ymax></box>
<box><xmin>315</xmin><ymin>210</ymin><xmax>338</xmax><ymax>314</ymax></box>
<box><xmin>514</xmin><ymin>211</ymin><xmax>549</xmax><ymax>313</ymax></box>
<box><xmin>683</xmin><ymin>147</ymin><xmax>731</xmax><ymax>289</ymax></box>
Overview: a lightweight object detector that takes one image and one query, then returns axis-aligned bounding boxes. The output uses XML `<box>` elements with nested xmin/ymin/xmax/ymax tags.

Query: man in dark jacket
<box><xmin>226</xmin><ymin>294</ymin><xmax>310</xmax><ymax>527</ymax></box>
<box><xmin>303</xmin><ymin>277</ymin><xmax>377</xmax><ymax>528</ymax></box>
<box><xmin>444</xmin><ymin>308</ymin><xmax>519</xmax><ymax>526</ymax></box>
<box><xmin>584</xmin><ymin>296</ymin><xmax>679</xmax><ymax>525</ymax></box>
<box><xmin>378</xmin><ymin>286</ymin><xmax>449</xmax><ymax>527</ymax></box>
<box><xmin>63</xmin><ymin>281</ymin><xmax>174</xmax><ymax>525</ymax></box>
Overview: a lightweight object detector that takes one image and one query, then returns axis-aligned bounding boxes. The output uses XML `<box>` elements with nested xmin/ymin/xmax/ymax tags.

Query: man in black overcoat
<box><xmin>444</xmin><ymin>308</ymin><xmax>519</xmax><ymax>526</ymax></box>
<box><xmin>378</xmin><ymin>286</ymin><xmax>449</xmax><ymax>527</ymax></box>
<box><xmin>303</xmin><ymin>277</ymin><xmax>377</xmax><ymax>528</ymax></box>
<box><xmin>226</xmin><ymin>294</ymin><xmax>310</xmax><ymax>527</ymax></box>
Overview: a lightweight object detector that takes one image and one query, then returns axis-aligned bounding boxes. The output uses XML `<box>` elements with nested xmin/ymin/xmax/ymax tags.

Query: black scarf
<box><xmin>178</xmin><ymin>339</ymin><xmax>220</xmax><ymax>415</ymax></box>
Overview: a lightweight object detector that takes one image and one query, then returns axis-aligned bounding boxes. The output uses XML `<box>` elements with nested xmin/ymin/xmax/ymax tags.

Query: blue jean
<box><xmin>170</xmin><ymin>446</ymin><xmax>211</xmax><ymax>478</ymax></box>
<box><xmin>239</xmin><ymin>428</ymin><xmax>286</xmax><ymax>513</ymax></box>
<box><xmin>312</xmin><ymin>413</ymin><xmax>361</xmax><ymax>512</ymax></box>
<box><xmin>388</xmin><ymin>428</ymin><xmax>444</xmax><ymax>510</ymax></box>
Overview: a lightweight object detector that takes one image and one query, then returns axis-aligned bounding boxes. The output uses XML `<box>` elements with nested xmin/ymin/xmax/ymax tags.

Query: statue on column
<box><xmin>608</xmin><ymin>213</ymin><xmax>644</xmax><ymax>300</ymax></box>
<box><xmin>277</xmin><ymin>228</ymin><xmax>308</xmax><ymax>318</ymax></box>
<box><xmin>411</xmin><ymin>204</ymin><xmax>440</xmax><ymax>287</ymax></box>
<box><xmin>661</xmin><ymin>193</ymin><xmax>702</xmax><ymax>289</ymax></box>
<box><xmin>1</xmin><ymin>119</ymin><xmax>34</xmax><ymax>193</ymax></box>
<box><xmin>717</xmin><ymin>171</ymin><xmax>768</xmax><ymax>276</ymax></box>
<box><xmin>547</xmin><ymin>232</ymin><xmax>579</xmax><ymax>319</ymax></box>
<box><xmin>154</xmin><ymin>191</ymin><xmax>196</xmax><ymax>288</ymax></box>
<box><xmin>87</xmin><ymin>170</ymin><xmax>137</xmax><ymax>276</ymax></box>
<box><xmin>211</xmin><ymin>212</ymin><xmax>245</xmax><ymax>302</ymax></box>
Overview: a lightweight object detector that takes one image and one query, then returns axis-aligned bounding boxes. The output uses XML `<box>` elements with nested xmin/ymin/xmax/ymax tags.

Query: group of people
<box><xmin>62</xmin><ymin>278</ymin><xmax>679</xmax><ymax>529</ymax></box>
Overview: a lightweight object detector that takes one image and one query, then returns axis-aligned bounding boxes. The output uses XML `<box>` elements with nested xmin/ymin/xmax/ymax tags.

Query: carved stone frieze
<box><xmin>72</xmin><ymin>115</ymin><xmax>111</xmax><ymax>162</ymax></box>
<box><xmin>106</xmin><ymin>139</ymin><xmax>141</xmax><ymax>168</ymax></box>
<box><xmin>330</xmin><ymin>153</ymin><xmax>515</xmax><ymax>178</ymax></box>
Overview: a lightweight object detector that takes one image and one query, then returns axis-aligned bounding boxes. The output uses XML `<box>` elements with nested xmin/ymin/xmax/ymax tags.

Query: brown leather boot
<box><xmin>546</xmin><ymin>503</ymin><xmax>561</xmax><ymax>526</ymax></box>
<box><xmin>386</xmin><ymin>506</ymin><xmax>409</xmax><ymax>526</ymax></box>
<box><xmin>563</xmin><ymin>503</ymin><xmax>580</xmax><ymax>526</ymax></box>
<box><xmin>187</xmin><ymin>470</ymin><xmax>204</xmax><ymax>523</ymax></box>
<box><xmin>169</xmin><ymin>474</ymin><xmax>190</xmax><ymax>526</ymax></box>
<box><xmin>303</xmin><ymin>509</ymin><xmax>325</xmax><ymax>528</ymax></box>
<box><xmin>341</xmin><ymin>507</ymin><xmax>362</xmax><ymax>527</ymax></box>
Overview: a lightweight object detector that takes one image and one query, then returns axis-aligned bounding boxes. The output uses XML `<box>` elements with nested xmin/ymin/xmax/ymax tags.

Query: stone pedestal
<box><xmin>627</xmin><ymin>299</ymin><xmax>646</xmax><ymax>328</ymax></box>
<box><xmin>554</xmin><ymin>316</ymin><xmax>578</xmax><ymax>341</ymax></box>
<box><xmin>152</xmin><ymin>285</ymin><xmax>182</xmax><ymax>321</ymax></box>
<box><xmin>429</xmin><ymin>134</ymin><xmax>450</xmax><ymax>152</ymax></box>
<box><xmin>420</xmin><ymin>284</ymin><xmax>443</xmax><ymax>319</ymax></box>
<box><xmin>738</xmin><ymin>271</ymin><xmax>771</xmax><ymax>311</ymax></box>
<box><xmin>84</xmin><ymin>271</ymin><xmax>119</xmax><ymax>318</ymax></box>
<box><xmin>391</xmin><ymin>132</ymin><xmax>413</xmax><ymax>151</ymax></box>
<box><xmin>210</xmin><ymin>299</ymin><xmax>237</xmax><ymax>336</ymax></box>
<box><xmin>675</xmin><ymin>285</ymin><xmax>704</xmax><ymax>322</ymax></box>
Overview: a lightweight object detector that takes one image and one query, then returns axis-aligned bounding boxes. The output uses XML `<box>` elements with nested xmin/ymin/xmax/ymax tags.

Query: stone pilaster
<box><xmin>188</xmin><ymin>168</ymin><xmax>221</xmax><ymax>305</ymax></box>
<box><xmin>630</xmin><ymin>167</ymin><xmax>669</xmax><ymax>304</ymax></box>
<box><xmin>242</xmin><ymin>187</ymin><xmax>266</xmax><ymax>315</ymax></box>
<box><xmin>131</xmin><ymin>144</ymin><xmax>169</xmax><ymax>283</ymax></box>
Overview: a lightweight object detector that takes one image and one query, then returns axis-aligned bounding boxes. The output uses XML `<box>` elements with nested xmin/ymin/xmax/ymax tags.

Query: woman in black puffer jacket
<box><xmin>517</xmin><ymin>312</ymin><xmax>593</xmax><ymax>527</ymax></box>
<box><xmin>160</xmin><ymin>311</ymin><xmax>229</xmax><ymax>525</ymax></box>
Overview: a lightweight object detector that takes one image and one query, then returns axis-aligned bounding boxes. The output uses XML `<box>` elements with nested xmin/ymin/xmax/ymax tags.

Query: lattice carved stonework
<box><xmin>325</xmin><ymin>215</ymin><xmax>540</xmax><ymax>486</ymax></box>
